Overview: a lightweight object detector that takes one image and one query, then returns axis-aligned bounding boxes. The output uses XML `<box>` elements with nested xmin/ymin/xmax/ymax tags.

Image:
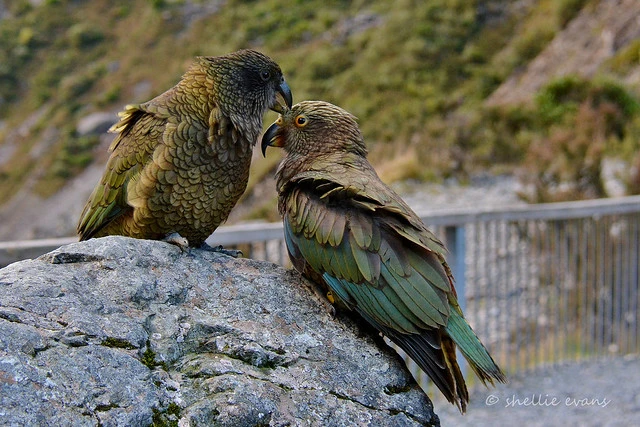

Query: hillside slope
<box><xmin>487</xmin><ymin>0</ymin><xmax>640</xmax><ymax>106</ymax></box>
<box><xmin>0</xmin><ymin>0</ymin><xmax>639</xmax><ymax>240</ymax></box>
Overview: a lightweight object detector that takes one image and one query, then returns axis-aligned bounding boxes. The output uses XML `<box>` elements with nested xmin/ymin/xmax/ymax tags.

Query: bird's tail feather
<box><xmin>441</xmin><ymin>335</ymin><xmax>468</xmax><ymax>413</ymax></box>
<box><xmin>384</xmin><ymin>326</ymin><xmax>468</xmax><ymax>413</ymax></box>
<box><xmin>445</xmin><ymin>310</ymin><xmax>507</xmax><ymax>385</ymax></box>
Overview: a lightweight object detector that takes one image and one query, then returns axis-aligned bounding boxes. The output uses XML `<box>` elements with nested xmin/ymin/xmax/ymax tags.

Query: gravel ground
<box><xmin>393</xmin><ymin>173</ymin><xmax>526</xmax><ymax>215</ymax></box>
<box><xmin>399</xmin><ymin>176</ymin><xmax>640</xmax><ymax>426</ymax></box>
<box><xmin>431</xmin><ymin>354</ymin><xmax>640</xmax><ymax>426</ymax></box>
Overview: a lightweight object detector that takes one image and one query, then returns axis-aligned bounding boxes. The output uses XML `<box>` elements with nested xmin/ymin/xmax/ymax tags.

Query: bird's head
<box><xmin>200</xmin><ymin>49</ymin><xmax>292</xmax><ymax>136</ymax></box>
<box><xmin>261</xmin><ymin>100</ymin><xmax>367</xmax><ymax>158</ymax></box>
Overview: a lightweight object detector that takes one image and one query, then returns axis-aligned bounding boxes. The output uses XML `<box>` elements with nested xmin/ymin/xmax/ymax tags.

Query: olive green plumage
<box><xmin>77</xmin><ymin>49</ymin><xmax>292</xmax><ymax>247</ymax></box>
<box><xmin>262</xmin><ymin>100</ymin><xmax>506</xmax><ymax>412</ymax></box>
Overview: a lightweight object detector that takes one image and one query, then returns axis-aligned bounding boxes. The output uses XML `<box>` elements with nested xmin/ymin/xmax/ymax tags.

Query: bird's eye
<box><xmin>295</xmin><ymin>115</ymin><xmax>307</xmax><ymax>127</ymax></box>
<box><xmin>260</xmin><ymin>70</ymin><xmax>271</xmax><ymax>81</ymax></box>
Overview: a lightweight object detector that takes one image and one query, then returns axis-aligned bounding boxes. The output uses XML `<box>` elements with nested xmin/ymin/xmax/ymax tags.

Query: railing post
<box><xmin>445</xmin><ymin>225</ymin><xmax>466</xmax><ymax>312</ymax></box>
<box><xmin>445</xmin><ymin>224</ymin><xmax>467</xmax><ymax>376</ymax></box>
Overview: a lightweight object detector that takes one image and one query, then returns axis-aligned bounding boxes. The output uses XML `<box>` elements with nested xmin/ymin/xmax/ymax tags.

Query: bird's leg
<box><xmin>199</xmin><ymin>242</ymin><xmax>243</xmax><ymax>258</ymax></box>
<box><xmin>163</xmin><ymin>232</ymin><xmax>190</xmax><ymax>252</ymax></box>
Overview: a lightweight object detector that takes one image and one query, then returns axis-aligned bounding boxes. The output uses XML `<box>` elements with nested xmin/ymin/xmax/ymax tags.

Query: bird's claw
<box><xmin>200</xmin><ymin>243</ymin><xmax>243</xmax><ymax>258</ymax></box>
<box><xmin>163</xmin><ymin>232</ymin><xmax>190</xmax><ymax>252</ymax></box>
<box><xmin>326</xmin><ymin>300</ymin><xmax>337</xmax><ymax>318</ymax></box>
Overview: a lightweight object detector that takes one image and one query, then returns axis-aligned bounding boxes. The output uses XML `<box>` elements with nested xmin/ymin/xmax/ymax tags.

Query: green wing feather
<box><xmin>77</xmin><ymin>104</ymin><xmax>166</xmax><ymax>239</ymax></box>
<box><xmin>284</xmin><ymin>177</ymin><xmax>451</xmax><ymax>332</ymax></box>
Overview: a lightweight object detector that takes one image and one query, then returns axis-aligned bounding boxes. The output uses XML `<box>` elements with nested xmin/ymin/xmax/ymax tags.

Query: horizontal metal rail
<box><xmin>2</xmin><ymin>195</ymin><xmax>640</xmax><ymax>266</ymax></box>
<box><xmin>416</xmin><ymin>194</ymin><xmax>640</xmax><ymax>225</ymax></box>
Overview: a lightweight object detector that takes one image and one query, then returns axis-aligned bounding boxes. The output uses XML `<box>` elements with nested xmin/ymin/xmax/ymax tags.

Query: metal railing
<box><xmin>1</xmin><ymin>196</ymin><xmax>639</xmax><ymax>377</ymax></box>
<box><xmin>426</xmin><ymin>196</ymin><xmax>640</xmax><ymax>376</ymax></box>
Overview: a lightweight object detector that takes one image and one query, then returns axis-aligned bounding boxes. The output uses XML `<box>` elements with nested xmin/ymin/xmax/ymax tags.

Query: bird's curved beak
<box><xmin>271</xmin><ymin>80</ymin><xmax>293</xmax><ymax>114</ymax></box>
<box><xmin>261</xmin><ymin>118</ymin><xmax>284</xmax><ymax>157</ymax></box>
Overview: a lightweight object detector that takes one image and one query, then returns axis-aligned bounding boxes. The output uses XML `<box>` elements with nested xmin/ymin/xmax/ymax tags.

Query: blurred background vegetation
<box><xmin>1</xmin><ymin>0</ymin><xmax>639</xmax><ymax>226</ymax></box>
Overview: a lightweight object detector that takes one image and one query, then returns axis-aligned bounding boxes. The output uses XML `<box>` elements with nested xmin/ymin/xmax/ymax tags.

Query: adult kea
<box><xmin>262</xmin><ymin>100</ymin><xmax>506</xmax><ymax>412</ymax></box>
<box><xmin>77</xmin><ymin>49</ymin><xmax>292</xmax><ymax>250</ymax></box>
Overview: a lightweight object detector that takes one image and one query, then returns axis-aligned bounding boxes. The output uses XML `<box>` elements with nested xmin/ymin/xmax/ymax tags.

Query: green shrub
<box><xmin>536</xmin><ymin>76</ymin><xmax>639</xmax><ymax>125</ymax></box>
<box><xmin>523</xmin><ymin>94</ymin><xmax>638</xmax><ymax>202</ymax></box>
<box><xmin>67</xmin><ymin>24</ymin><xmax>105</xmax><ymax>49</ymax></box>
<box><xmin>608</xmin><ymin>39</ymin><xmax>640</xmax><ymax>74</ymax></box>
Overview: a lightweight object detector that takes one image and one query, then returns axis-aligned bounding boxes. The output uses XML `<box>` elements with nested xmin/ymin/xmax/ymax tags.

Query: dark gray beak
<box><xmin>271</xmin><ymin>79</ymin><xmax>292</xmax><ymax>114</ymax></box>
<box><xmin>261</xmin><ymin>120</ymin><xmax>283</xmax><ymax>157</ymax></box>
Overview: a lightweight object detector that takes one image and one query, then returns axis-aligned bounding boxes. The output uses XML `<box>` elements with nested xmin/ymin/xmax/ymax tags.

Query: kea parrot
<box><xmin>261</xmin><ymin>100</ymin><xmax>506</xmax><ymax>412</ymax></box>
<box><xmin>77</xmin><ymin>49</ymin><xmax>292</xmax><ymax>251</ymax></box>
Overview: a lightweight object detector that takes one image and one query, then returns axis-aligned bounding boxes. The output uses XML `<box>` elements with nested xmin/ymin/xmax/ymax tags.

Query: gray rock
<box><xmin>76</xmin><ymin>112</ymin><xmax>116</xmax><ymax>136</ymax></box>
<box><xmin>0</xmin><ymin>236</ymin><xmax>438</xmax><ymax>426</ymax></box>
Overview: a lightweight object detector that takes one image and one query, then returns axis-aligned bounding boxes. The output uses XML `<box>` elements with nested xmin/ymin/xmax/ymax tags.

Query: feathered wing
<box><xmin>280</xmin><ymin>160</ymin><xmax>505</xmax><ymax>412</ymax></box>
<box><xmin>76</xmin><ymin>103</ymin><xmax>169</xmax><ymax>240</ymax></box>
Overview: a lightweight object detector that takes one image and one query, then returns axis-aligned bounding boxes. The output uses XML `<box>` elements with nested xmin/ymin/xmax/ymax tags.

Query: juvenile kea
<box><xmin>262</xmin><ymin>100</ymin><xmax>506</xmax><ymax>412</ymax></box>
<box><xmin>77</xmin><ymin>49</ymin><xmax>292</xmax><ymax>250</ymax></box>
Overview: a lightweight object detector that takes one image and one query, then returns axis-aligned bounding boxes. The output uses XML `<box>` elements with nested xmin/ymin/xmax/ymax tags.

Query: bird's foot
<box><xmin>326</xmin><ymin>290</ymin><xmax>336</xmax><ymax>305</ymax></box>
<box><xmin>199</xmin><ymin>243</ymin><xmax>243</xmax><ymax>258</ymax></box>
<box><xmin>306</xmin><ymin>282</ymin><xmax>336</xmax><ymax>317</ymax></box>
<box><xmin>324</xmin><ymin>291</ymin><xmax>337</xmax><ymax>318</ymax></box>
<box><xmin>163</xmin><ymin>232</ymin><xmax>190</xmax><ymax>252</ymax></box>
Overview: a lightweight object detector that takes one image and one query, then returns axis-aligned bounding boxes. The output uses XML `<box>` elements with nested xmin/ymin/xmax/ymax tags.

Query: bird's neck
<box><xmin>275</xmin><ymin>153</ymin><xmax>304</xmax><ymax>192</ymax></box>
<box><xmin>175</xmin><ymin>69</ymin><xmax>218</xmax><ymax>122</ymax></box>
<box><xmin>275</xmin><ymin>151</ymin><xmax>361</xmax><ymax>192</ymax></box>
